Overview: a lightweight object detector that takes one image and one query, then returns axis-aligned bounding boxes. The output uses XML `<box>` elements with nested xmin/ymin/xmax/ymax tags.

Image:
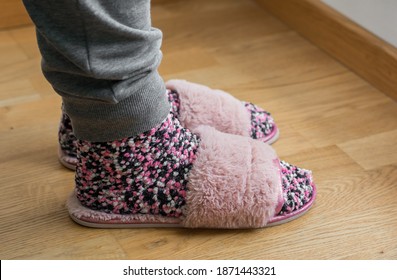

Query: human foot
<box><xmin>67</xmin><ymin>113</ymin><xmax>315</xmax><ymax>228</ymax></box>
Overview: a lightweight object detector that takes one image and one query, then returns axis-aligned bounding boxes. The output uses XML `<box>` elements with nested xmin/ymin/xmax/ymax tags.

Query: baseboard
<box><xmin>255</xmin><ymin>0</ymin><xmax>397</xmax><ymax>101</ymax></box>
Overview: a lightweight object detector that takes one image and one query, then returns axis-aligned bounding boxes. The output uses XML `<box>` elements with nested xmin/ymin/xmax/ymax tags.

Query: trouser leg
<box><xmin>23</xmin><ymin>0</ymin><xmax>169</xmax><ymax>141</ymax></box>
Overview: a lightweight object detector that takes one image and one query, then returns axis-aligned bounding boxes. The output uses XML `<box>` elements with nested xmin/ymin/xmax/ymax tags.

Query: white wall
<box><xmin>322</xmin><ymin>0</ymin><xmax>397</xmax><ymax>48</ymax></box>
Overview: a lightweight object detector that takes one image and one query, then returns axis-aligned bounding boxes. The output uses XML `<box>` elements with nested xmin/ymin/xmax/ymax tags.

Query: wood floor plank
<box><xmin>278</xmin><ymin>145</ymin><xmax>363</xmax><ymax>182</ymax></box>
<box><xmin>156</xmin><ymin>2</ymin><xmax>289</xmax><ymax>52</ymax></box>
<box><xmin>8</xmin><ymin>26</ymin><xmax>40</xmax><ymax>59</ymax></box>
<box><xmin>338</xmin><ymin>130</ymin><xmax>397</xmax><ymax>170</ymax></box>
<box><xmin>159</xmin><ymin>48</ymin><xmax>219</xmax><ymax>75</ymax></box>
<box><xmin>293</xmin><ymin>102</ymin><xmax>397</xmax><ymax>148</ymax></box>
<box><xmin>0</xmin><ymin>30</ymin><xmax>29</xmax><ymax>67</ymax></box>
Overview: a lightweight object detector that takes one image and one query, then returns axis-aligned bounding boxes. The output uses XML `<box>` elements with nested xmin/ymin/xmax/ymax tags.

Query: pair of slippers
<box><xmin>62</xmin><ymin>80</ymin><xmax>317</xmax><ymax>229</ymax></box>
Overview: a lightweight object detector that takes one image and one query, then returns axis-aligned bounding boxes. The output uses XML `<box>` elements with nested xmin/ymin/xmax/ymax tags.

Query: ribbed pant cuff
<box><xmin>63</xmin><ymin>72</ymin><xmax>170</xmax><ymax>142</ymax></box>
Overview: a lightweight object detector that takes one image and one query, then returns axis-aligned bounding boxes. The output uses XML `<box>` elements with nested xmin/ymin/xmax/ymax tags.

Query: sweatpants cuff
<box><xmin>63</xmin><ymin>73</ymin><xmax>170</xmax><ymax>142</ymax></box>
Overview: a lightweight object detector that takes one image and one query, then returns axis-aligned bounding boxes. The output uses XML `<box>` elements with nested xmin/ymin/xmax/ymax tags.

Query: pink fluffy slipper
<box><xmin>166</xmin><ymin>79</ymin><xmax>279</xmax><ymax>144</ymax></box>
<box><xmin>67</xmin><ymin>114</ymin><xmax>315</xmax><ymax>229</ymax></box>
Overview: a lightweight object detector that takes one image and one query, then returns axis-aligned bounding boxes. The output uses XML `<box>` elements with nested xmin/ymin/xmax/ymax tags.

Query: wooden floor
<box><xmin>1</xmin><ymin>0</ymin><xmax>396</xmax><ymax>259</ymax></box>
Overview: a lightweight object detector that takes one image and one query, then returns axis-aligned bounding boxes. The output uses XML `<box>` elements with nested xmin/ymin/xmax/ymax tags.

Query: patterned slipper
<box><xmin>67</xmin><ymin>113</ymin><xmax>315</xmax><ymax>228</ymax></box>
<box><xmin>58</xmin><ymin>80</ymin><xmax>279</xmax><ymax>171</ymax></box>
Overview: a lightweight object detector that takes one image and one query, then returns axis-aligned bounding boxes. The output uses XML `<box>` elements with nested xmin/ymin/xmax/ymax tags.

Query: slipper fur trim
<box><xmin>166</xmin><ymin>80</ymin><xmax>251</xmax><ymax>137</ymax></box>
<box><xmin>182</xmin><ymin>125</ymin><xmax>282</xmax><ymax>229</ymax></box>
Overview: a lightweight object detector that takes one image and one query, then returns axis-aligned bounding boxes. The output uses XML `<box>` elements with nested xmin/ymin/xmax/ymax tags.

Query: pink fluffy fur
<box><xmin>182</xmin><ymin>125</ymin><xmax>282</xmax><ymax>228</ymax></box>
<box><xmin>166</xmin><ymin>80</ymin><xmax>251</xmax><ymax>137</ymax></box>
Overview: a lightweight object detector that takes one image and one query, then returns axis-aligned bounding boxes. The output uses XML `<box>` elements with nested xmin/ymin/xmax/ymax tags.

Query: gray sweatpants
<box><xmin>23</xmin><ymin>0</ymin><xmax>170</xmax><ymax>141</ymax></box>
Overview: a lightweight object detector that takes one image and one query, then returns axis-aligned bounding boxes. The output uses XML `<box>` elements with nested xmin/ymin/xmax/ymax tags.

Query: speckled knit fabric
<box><xmin>278</xmin><ymin>160</ymin><xmax>315</xmax><ymax>215</ymax></box>
<box><xmin>167</xmin><ymin>90</ymin><xmax>180</xmax><ymax>116</ymax></box>
<box><xmin>75</xmin><ymin>113</ymin><xmax>200</xmax><ymax>217</ymax></box>
<box><xmin>243</xmin><ymin>102</ymin><xmax>276</xmax><ymax>140</ymax></box>
<box><xmin>59</xmin><ymin>111</ymin><xmax>77</xmax><ymax>158</ymax></box>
